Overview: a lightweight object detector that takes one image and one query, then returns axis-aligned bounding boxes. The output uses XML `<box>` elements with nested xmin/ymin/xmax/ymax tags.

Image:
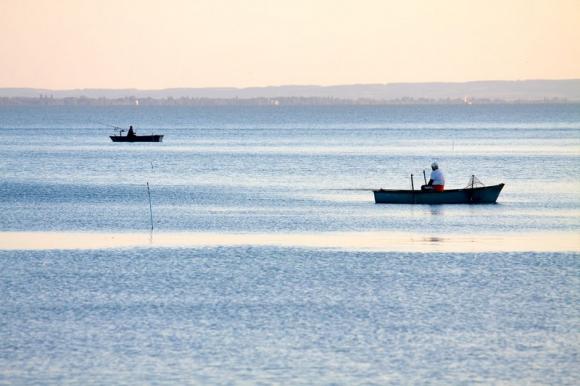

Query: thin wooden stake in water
<box><xmin>147</xmin><ymin>182</ymin><xmax>154</xmax><ymax>231</ymax></box>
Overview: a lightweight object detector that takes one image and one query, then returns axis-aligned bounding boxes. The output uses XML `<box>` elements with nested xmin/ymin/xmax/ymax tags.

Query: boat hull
<box><xmin>373</xmin><ymin>183</ymin><xmax>504</xmax><ymax>204</ymax></box>
<box><xmin>110</xmin><ymin>135</ymin><xmax>164</xmax><ymax>142</ymax></box>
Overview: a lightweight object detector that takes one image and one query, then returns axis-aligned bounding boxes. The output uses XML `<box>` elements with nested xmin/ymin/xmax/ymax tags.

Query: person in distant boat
<box><xmin>127</xmin><ymin>125</ymin><xmax>136</xmax><ymax>137</ymax></box>
<box><xmin>421</xmin><ymin>162</ymin><xmax>445</xmax><ymax>191</ymax></box>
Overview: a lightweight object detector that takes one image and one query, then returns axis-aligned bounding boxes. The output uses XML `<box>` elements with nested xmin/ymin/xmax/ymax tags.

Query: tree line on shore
<box><xmin>0</xmin><ymin>96</ymin><xmax>572</xmax><ymax>106</ymax></box>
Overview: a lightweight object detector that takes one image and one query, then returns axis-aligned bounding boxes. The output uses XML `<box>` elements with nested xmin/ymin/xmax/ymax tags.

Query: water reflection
<box><xmin>0</xmin><ymin>231</ymin><xmax>577</xmax><ymax>253</ymax></box>
<box><xmin>429</xmin><ymin>206</ymin><xmax>444</xmax><ymax>216</ymax></box>
<box><xmin>425</xmin><ymin>236</ymin><xmax>445</xmax><ymax>243</ymax></box>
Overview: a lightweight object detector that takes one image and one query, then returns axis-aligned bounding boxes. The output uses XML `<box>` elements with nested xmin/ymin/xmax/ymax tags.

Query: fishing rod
<box><xmin>147</xmin><ymin>182</ymin><xmax>154</xmax><ymax>231</ymax></box>
<box><xmin>94</xmin><ymin>121</ymin><xmax>124</xmax><ymax>130</ymax></box>
<box><xmin>320</xmin><ymin>188</ymin><xmax>377</xmax><ymax>191</ymax></box>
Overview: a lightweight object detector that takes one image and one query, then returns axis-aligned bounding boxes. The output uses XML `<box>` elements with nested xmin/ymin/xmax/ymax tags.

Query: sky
<box><xmin>0</xmin><ymin>0</ymin><xmax>579</xmax><ymax>89</ymax></box>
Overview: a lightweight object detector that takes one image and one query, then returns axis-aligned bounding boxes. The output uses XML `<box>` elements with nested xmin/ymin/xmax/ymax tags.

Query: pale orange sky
<box><xmin>0</xmin><ymin>0</ymin><xmax>579</xmax><ymax>89</ymax></box>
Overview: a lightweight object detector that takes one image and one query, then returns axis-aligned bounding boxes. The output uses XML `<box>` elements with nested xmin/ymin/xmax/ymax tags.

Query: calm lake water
<box><xmin>0</xmin><ymin>104</ymin><xmax>579</xmax><ymax>384</ymax></box>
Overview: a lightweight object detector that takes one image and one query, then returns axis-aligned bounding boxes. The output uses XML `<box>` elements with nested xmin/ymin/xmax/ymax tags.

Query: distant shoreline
<box><xmin>1</xmin><ymin>79</ymin><xmax>579</xmax><ymax>104</ymax></box>
<box><xmin>0</xmin><ymin>96</ymin><xmax>576</xmax><ymax>106</ymax></box>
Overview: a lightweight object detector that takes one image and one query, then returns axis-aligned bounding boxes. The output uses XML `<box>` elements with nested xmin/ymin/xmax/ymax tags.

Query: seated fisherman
<box><xmin>127</xmin><ymin>125</ymin><xmax>136</xmax><ymax>137</ymax></box>
<box><xmin>421</xmin><ymin>162</ymin><xmax>445</xmax><ymax>191</ymax></box>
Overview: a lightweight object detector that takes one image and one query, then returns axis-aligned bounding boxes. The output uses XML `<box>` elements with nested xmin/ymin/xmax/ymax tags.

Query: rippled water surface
<box><xmin>0</xmin><ymin>105</ymin><xmax>579</xmax><ymax>384</ymax></box>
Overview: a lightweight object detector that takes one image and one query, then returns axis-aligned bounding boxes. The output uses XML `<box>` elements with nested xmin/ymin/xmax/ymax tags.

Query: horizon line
<box><xmin>2</xmin><ymin>78</ymin><xmax>580</xmax><ymax>91</ymax></box>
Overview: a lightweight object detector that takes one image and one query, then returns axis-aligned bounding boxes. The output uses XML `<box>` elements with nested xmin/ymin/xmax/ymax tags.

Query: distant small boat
<box><xmin>373</xmin><ymin>183</ymin><xmax>505</xmax><ymax>204</ymax></box>
<box><xmin>110</xmin><ymin>134</ymin><xmax>164</xmax><ymax>142</ymax></box>
<box><xmin>100</xmin><ymin>123</ymin><xmax>164</xmax><ymax>142</ymax></box>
